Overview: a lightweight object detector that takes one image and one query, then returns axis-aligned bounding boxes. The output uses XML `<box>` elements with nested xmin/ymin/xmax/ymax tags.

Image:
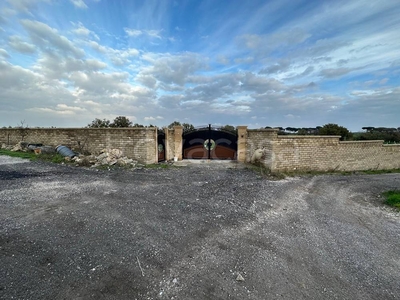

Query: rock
<box><xmin>236</xmin><ymin>273</ymin><xmax>245</xmax><ymax>281</ymax></box>
<box><xmin>11</xmin><ymin>142</ymin><xmax>25</xmax><ymax>152</ymax></box>
<box><xmin>110</xmin><ymin>148</ymin><xmax>123</xmax><ymax>159</ymax></box>
<box><xmin>251</xmin><ymin>148</ymin><xmax>265</xmax><ymax>163</ymax></box>
<box><xmin>116</xmin><ymin>159</ymin><xmax>127</xmax><ymax>167</ymax></box>
<box><xmin>96</xmin><ymin>153</ymin><xmax>108</xmax><ymax>160</ymax></box>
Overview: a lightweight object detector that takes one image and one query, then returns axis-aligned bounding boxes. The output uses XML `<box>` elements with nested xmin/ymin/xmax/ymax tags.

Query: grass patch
<box><xmin>0</xmin><ymin>149</ymin><xmax>65</xmax><ymax>164</ymax></box>
<box><xmin>361</xmin><ymin>169</ymin><xmax>400</xmax><ymax>175</ymax></box>
<box><xmin>382</xmin><ymin>190</ymin><xmax>400</xmax><ymax>209</ymax></box>
<box><xmin>0</xmin><ymin>149</ymin><xmax>38</xmax><ymax>160</ymax></box>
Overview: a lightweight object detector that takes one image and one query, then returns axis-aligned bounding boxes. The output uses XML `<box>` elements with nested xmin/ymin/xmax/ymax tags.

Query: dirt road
<box><xmin>1</xmin><ymin>156</ymin><xmax>399</xmax><ymax>299</ymax></box>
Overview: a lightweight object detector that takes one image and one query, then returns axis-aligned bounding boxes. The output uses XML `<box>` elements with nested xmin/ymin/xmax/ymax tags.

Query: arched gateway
<box><xmin>182</xmin><ymin>124</ymin><xmax>238</xmax><ymax>160</ymax></box>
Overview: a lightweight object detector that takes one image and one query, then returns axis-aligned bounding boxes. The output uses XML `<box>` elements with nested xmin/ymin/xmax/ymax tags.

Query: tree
<box><xmin>168</xmin><ymin>121</ymin><xmax>181</xmax><ymax>129</ymax></box>
<box><xmin>110</xmin><ymin>116</ymin><xmax>132</xmax><ymax>127</ymax></box>
<box><xmin>220</xmin><ymin>124</ymin><xmax>236</xmax><ymax>133</ymax></box>
<box><xmin>16</xmin><ymin>120</ymin><xmax>29</xmax><ymax>141</ymax></box>
<box><xmin>132</xmin><ymin>123</ymin><xmax>144</xmax><ymax>127</ymax></box>
<box><xmin>318</xmin><ymin>123</ymin><xmax>352</xmax><ymax>140</ymax></box>
<box><xmin>285</xmin><ymin>127</ymin><xmax>299</xmax><ymax>133</ymax></box>
<box><xmin>182</xmin><ymin>123</ymin><xmax>195</xmax><ymax>131</ymax></box>
<box><xmin>362</xmin><ymin>127</ymin><xmax>375</xmax><ymax>132</ymax></box>
<box><xmin>87</xmin><ymin>118</ymin><xmax>111</xmax><ymax>128</ymax></box>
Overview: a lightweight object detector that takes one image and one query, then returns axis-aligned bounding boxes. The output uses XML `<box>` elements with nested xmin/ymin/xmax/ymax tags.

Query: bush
<box><xmin>318</xmin><ymin>123</ymin><xmax>352</xmax><ymax>141</ymax></box>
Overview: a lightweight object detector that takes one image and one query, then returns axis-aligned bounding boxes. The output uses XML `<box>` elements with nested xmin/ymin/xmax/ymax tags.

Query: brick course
<box><xmin>0</xmin><ymin>128</ymin><xmax>157</xmax><ymax>164</ymax></box>
<box><xmin>2</xmin><ymin>127</ymin><xmax>399</xmax><ymax>170</ymax></box>
<box><xmin>246</xmin><ymin>130</ymin><xmax>400</xmax><ymax>172</ymax></box>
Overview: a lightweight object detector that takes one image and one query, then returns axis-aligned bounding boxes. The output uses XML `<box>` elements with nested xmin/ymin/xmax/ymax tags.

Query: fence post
<box><xmin>173</xmin><ymin>126</ymin><xmax>183</xmax><ymax>161</ymax></box>
<box><xmin>237</xmin><ymin>126</ymin><xmax>248</xmax><ymax>162</ymax></box>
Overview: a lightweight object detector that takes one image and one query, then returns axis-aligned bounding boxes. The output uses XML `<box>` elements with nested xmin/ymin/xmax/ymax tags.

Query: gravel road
<box><xmin>1</xmin><ymin>156</ymin><xmax>399</xmax><ymax>300</ymax></box>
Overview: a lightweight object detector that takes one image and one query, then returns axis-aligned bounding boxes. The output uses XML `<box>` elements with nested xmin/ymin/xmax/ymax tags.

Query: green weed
<box><xmin>0</xmin><ymin>149</ymin><xmax>38</xmax><ymax>160</ymax></box>
<box><xmin>382</xmin><ymin>190</ymin><xmax>400</xmax><ymax>209</ymax></box>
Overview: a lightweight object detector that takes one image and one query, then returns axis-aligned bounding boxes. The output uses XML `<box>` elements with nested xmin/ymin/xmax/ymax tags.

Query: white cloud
<box><xmin>136</xmin><ymin>52</ymin><xmax>206</xmax><ymax>87</ymax></box>
<box><xmin>87</xmin><ymin>41</ymin><xmax>139</xmax><ymax>66</ymax></box>
<box><xmin>6</xmin><ymin>0</ymin><xmax>50</xmax><ymax>14</ymax></box>
<box><xmin>144</xmin><ymin>116</ymin><xmax>163</xmax><ymax>121</ymax></box>
<box><xmin>0</xmin><ymin>49</ymin><xmax>10</xmax><ymax>58</ymax></box>
<box><xmin>124</xmin><ymin>28</ymin><xmax>162</xmax><ymax>39</ymax></box>
<box><xmin>20</xmin><ymin>19</ymin><xmax>85</xmax><ymax>57</ymax></box>
<box><xmin>125</xmin><ymin>28</ymin><xmax>143</xmax><ymax>37</ymax></box>
<box><xmin>70</xmin><ymin>0</ymin><xmax>88</xmax><ymax>9</ymax></box>
<box><xmin>8</xmin><ymin>35</ymin><xmax>36</xmax><ymax>53</ymax></box>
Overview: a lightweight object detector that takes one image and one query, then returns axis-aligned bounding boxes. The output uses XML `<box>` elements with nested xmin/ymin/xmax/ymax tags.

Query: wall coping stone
<box><xmin>339</xmin><ymin>140</ymin><xmax>383</xmax><ymax>144</ymax></box>
<box><xmin>0</xmin><ymin>128</ymin><xmax>156</xmax><ymax>131</ymax></box>
<box><xmin>278</xmin><ymin>135</ymin><xmax>341</xmax><ymax>139</ymax></box>
<box><xmin>247</xmin><ymin>129</ymin><xmax>279</xmax><ymax>132</ymax></box>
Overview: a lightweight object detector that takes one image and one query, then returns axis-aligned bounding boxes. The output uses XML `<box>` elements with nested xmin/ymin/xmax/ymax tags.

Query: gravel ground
<box><xmin>1</xmin><ymin>155</ymin><xmax>399</xmax><ymax>300</ymax></box>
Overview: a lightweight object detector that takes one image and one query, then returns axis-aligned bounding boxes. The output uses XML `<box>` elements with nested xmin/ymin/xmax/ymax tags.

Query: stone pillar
<box><xmin>173</xmin><ymin>126</ymin><xmax>183</xmax><ymax>161</ymax></box>
<box><xmin>237</xmin><ymin>126</ymin><xmax>248</xmax><ymax>163</ymax></box>
<box><xmin>154</xmin><ymin>127</ymin><xmax>159</xmax><ymax>163</ymax></box>
<box><xmin>163</xmin><ymin>127</ymin><xmax>170</xmax><ymax>161</ymax></box>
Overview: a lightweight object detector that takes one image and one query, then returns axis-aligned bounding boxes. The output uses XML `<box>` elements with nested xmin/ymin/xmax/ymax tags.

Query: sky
<box><xmin>0</xmin><ymin>0</ymin><xmax>399</xmax><ymax>131</ymax></box>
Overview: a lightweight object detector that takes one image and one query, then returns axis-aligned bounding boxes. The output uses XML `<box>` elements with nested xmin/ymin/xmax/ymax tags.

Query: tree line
<box><xmin>86</xmin><ymin>117</ymin><xmax>399</xmax><ymax>143</ymax></box>
<box><xmin>86</xmin><ymin>117</ymin><xmax>235</xmax><ymax>133</ymax></box>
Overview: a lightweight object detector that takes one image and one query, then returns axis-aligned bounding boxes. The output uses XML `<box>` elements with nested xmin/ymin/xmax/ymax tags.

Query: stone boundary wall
<box><xmin>0</xmin><ymin>128</ymin><xmax>157</xmax><ymax>164</ymax></box>
<box><xmin>245</xmin><ymin>129</ymin><xmax>400</xmax><ymax>172</ymax></box>
<box><xmin>2</xmin><ymin>127</ymin><xmax>399</xmax><ymax>170</ymax></box>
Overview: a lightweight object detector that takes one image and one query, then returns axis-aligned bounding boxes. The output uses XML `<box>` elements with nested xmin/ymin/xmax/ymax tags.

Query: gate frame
<box><xmin>170</xmin><ymin>125</ymin><xmax>247</xmax><ymax>162</ymax></box>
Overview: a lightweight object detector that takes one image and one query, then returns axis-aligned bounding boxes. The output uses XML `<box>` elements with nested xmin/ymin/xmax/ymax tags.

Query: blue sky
<box><xmin>0</xmin><ymin>0</ymin><xmax>399</xmax><ymax>130</ymax></box>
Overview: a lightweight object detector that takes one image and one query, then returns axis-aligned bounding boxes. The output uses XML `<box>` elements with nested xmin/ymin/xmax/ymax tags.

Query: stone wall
<box><xmin>245</xmin><ymin>129</ymin><xmax>400</xmax><ymax>172</ymax></box>
<box><xmin>0</xmin><ymin>128</ymin><xmax>157</xmax><ymax>164</ymax></box>
<box><xmin>165</xmin><ymin>128</ymin><xmax>175</xmax><ymax>161</ymax></box>
<box><xmin>2</xmin><ymin>126</ymin><xmax>399</xmax><ymax>170</ymax></box>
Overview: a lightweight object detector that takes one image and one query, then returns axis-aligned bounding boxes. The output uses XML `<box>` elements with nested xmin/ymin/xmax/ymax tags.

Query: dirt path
<box><xmin>1</xmin><ymin>156</ymin><xmax>399</xmax><ymax>299</ymax></box>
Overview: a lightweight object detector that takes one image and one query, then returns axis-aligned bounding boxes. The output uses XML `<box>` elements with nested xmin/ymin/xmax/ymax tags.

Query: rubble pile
<box><xmin>1</xmin><ymin>142</ymin><xmax>55</xmax><ymax>154</ymax></box>
<box><xmin>1</xmin><ymin>143</ymin><xmax>139</xmax><ymax>168</ymax></box>
<box><xmin>72</xmin><ymin>148</ymin><xmax>138</xmax><ymax>167</ymax></box>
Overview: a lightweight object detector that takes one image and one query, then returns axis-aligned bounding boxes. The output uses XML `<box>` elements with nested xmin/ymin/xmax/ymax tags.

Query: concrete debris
<box><xmin>251</xmin><ymin>148</ymin><xmax>266</xmax><ymax>163</ymax></box>
<box><xmin>72</xmin><ymin>149</ymin><xmax>137</xmax><ymax>167</ymax></box>
<box><xmin>1</xmin><ymin>143</ymin><xmax>137</xmax><ymax>168</ymax></box>
<box><xmin>11</xmin><ymin>141</ymin><xmax>28</xmax><ymax>152</ymax></box>
<box><xmin>236</xmin><ymin>273</ymin><xmax>245</xmax><ymax>282</ymax></box>
<box><xmin>1</xmin><ymin>142</ymin><xmax>55</xmax><ymax>154</ymax></box>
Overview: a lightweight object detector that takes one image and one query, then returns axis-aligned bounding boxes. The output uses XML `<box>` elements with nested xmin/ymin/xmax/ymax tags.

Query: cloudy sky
<box><xmin>0</xmin><ymin>0</ymin><xmax>399</xmax><ymax>130</ymax></box>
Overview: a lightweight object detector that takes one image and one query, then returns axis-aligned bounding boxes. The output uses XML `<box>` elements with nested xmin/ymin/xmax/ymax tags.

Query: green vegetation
<box><xmin>0</xmin><ymin>149</ymin><xmax>65</xmax><ymax>163</ymax></box>
<box><xmin>87</xmin><ymin>116</ymin><xmax>133</xmax><ymax>128</ymax></box>
<box><xmin>382</xmin><ymin>190</ymin><xmax>400</xmax><ymax>209</ymax></box>
<box><xmin>272</xmin><ymin>124</ymin><xmax>399</xmax><ymax>143</ymax></box>
<box><xmin>318</xmin><ymin>123</ymin><xmax>352</xmax><ymax>141</ymax></box>
<box><xmin>0</xmin><ymin>149</ymin><xmax>38</xmax><ymax>160</ymax></box>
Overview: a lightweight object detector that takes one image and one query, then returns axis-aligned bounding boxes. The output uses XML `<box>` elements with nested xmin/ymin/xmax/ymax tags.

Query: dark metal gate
<box><xmin>182</xmin><ymin>124</ymin><xmax>237</xmax><ymax>160</ymax></box>
<box><xmin>157</xmin><ymin>130</ymin><xmax>165</xmax><ymax>162</ymax></box>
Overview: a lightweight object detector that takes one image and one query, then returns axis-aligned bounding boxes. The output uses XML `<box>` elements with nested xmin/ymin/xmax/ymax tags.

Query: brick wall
<box><xmin>0</xmin><ymin>128</ymin><xmax>157</xmax><ymax>164</ymax></box>
<box><xmin>2</xmin><ymin>127</ymin><xmax>399</xmax><ymax>170</ymax></box>
<box><xmin>165</xmin><ymin>128</ymin><xmax>175</xmax><ymax>161</ymax></box>
<box><xmin>245</xmin><ymin>129</ymin><xmax>276</xmax><ymax>169</ymax></box>
<box><xmin>246</xmin><ymin>129</ymin><xmax>400</xmax><ymax>172</ymax></box>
